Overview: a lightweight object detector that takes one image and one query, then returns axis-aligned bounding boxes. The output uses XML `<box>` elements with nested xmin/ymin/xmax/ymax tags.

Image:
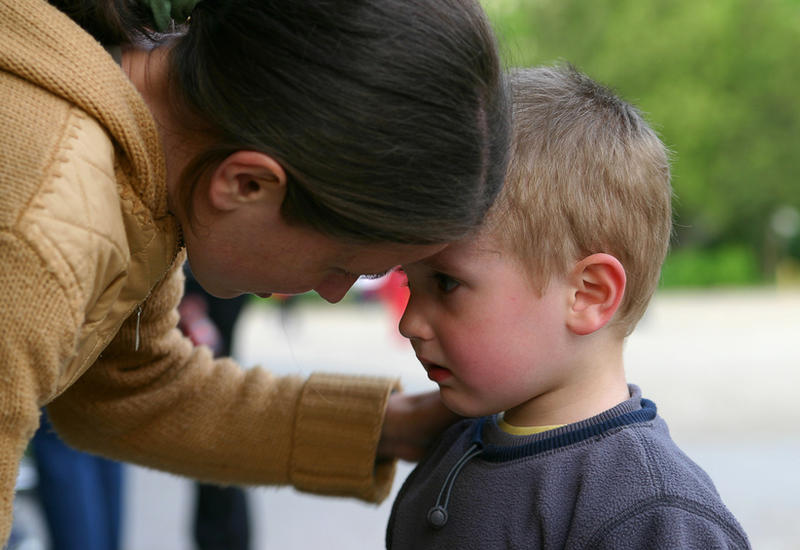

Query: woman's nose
<box><xmin>314</xmin><ymin>272</ymin><xmax>360</xmax><ymax>303</ymax></box>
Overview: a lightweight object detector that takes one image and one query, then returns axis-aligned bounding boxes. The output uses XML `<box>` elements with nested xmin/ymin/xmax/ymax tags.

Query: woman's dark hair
<box><xmin>48</xmin><ymin>0</ymin><xmax>156</xmax><ymax>45</ymax></box>
<box><xmin>53</xmin><ymin>0</ymin><xmax>511</xmax><ymax>245</ymax></box>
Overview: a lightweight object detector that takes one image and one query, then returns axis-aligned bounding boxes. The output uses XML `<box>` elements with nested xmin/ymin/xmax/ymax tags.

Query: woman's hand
<box><xmin>378</xmin><ymin>390</ymin><xmax>459</xmax><ymax>462</ymax></box>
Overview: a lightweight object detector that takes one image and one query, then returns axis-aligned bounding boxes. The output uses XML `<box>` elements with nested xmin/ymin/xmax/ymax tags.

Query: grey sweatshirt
<box><xmin>387</xmin><ymin>385</ymin><xmax>750</xmax><ymax>549</ymax></box>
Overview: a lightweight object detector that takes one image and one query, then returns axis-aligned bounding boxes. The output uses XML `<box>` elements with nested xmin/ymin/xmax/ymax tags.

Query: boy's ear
<box><xmin>207</xmin><ymin>151</ymin><xmax>287</xmax><ymax>212</ymax></box>
<box><xmin>566</xmin><ymin>253</ymin><xmax>626</xmax><ymax>336</ymax></box>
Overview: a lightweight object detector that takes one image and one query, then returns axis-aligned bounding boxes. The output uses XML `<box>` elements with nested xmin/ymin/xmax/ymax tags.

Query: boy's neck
<box><xmin>503</xmin><ymin>336</ymin><xmax>629</xmax><ymax>428</ymax></box>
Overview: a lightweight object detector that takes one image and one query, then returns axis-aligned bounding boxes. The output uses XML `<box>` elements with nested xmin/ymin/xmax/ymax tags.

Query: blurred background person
<box><xmin>31</xmin><ymin>411</ymin><xmax>124</xmax><ymax>550</ymax></box>
<box><xmin>178</xmin><ymin>265</ymin><xmax>251</xmax><ymax>550</ymax></box>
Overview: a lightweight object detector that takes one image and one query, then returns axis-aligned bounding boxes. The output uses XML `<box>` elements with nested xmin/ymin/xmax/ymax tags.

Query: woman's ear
<box><xmin>566</xmin><ymin>253</ymin><xmax>626</xmax><ymax>336</ymax></box>
<box><xmin>207</xmin><ymin>151</ymin><xmax>287</xmax><ymax>212</ymax></box>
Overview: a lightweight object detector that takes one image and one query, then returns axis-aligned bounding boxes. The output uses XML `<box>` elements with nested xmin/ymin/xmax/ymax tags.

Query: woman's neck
<box><xmin>121</xmin><ymin>44</ymin><xmax>196</xmax><ymax>217</ymax></box>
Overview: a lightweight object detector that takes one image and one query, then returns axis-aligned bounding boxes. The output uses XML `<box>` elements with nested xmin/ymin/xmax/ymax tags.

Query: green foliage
<box><xmin>482</xmin><ymin>0</ymin><xmax>800</xmax><ymax>284</ymax></box>
<box><xmin>660</xmin><ymin>245</ymin><xmax>761</xmax><ymax>287</ymax></box>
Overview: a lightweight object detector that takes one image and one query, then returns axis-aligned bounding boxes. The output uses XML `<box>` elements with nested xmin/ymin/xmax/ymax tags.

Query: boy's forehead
<box><xmin>417</xmin><ymin>232</ymin><xmax>501</xmax><ymax>269</ymax></box>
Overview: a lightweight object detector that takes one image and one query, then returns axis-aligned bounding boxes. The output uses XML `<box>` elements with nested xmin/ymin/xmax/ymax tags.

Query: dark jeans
<box><xmin>194</xmin><ymin>484</ymin><xmax>251</xmax><ymax>550</ymax></box>
<box><xmin>183</xmin><ymin>267</ymin><xmax>252</xmax><ymax>550</ymax></box>
<box><xmin>31</xmin><ymin>412</ymin><xmax>123</xmax><ymax>550</ymax></box>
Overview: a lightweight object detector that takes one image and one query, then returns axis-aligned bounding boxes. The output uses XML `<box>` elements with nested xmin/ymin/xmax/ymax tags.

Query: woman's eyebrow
<box><xmin>359</xmin><ymin>269</ymin><xmax>392</xmax><ymax>280</ymax></box>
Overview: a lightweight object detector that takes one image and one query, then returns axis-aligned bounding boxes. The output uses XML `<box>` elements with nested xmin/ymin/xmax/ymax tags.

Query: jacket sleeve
<box><xmin>46</xmin><ymin>259</ymin><xmax>400</xmax><ymax>503</ymax></box>
<box><xmin>0</xmin><ymin>232</ymin><xmax>81</xmax><ymax>546</ymax></box>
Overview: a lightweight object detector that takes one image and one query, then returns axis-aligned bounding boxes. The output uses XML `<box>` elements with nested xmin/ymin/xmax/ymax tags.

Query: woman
<box><xmin>0</xmin><ymin>0</ymin><xmax>510</xmax><ymax>543</ymax></box>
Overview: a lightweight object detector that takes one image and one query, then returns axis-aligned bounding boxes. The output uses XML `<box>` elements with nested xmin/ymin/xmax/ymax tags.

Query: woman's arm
<box><xmin>47</xmin><ymin>261</ymin><xmax>402</xmax><ymax>502</ymax></box>
<box><xmin>0</xmin><ymin>233</ymin><xmax>81</xmax><ymax>546</ymax></box>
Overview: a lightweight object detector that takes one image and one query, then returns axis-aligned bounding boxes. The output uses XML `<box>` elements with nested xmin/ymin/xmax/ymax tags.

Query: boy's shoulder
<box><xmin>572</xmin><ymin>415</ymin><xmax>749</xmax><ymax>548</ymax></box>
<box><xmin>478</xmin><ymin>403</ymin><xmax>750</xmax><ymax>549</ymax></box>
<box><xmin>389</xmin><ymin>394</ymin><xmax>750</xmax><ymax>550</ymax></box>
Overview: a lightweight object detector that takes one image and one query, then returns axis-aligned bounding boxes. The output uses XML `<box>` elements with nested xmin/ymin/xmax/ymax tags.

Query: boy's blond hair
<box><xmin>487</xmin><ymin>65</ymin><xmax>672</xmax><ymax>335</ymax></box>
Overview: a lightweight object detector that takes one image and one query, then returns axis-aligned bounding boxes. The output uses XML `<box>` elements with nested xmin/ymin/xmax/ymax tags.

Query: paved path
<box><xmin>15</xmin><ymin>289</ymin><xmax>800</xmax><ymax>549</ymax></box>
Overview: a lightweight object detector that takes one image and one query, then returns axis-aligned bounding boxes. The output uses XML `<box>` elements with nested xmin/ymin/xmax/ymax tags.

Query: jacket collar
<box><xmin>0</xmin><ymin>0</ymin><xmax>169</xmax><ymax>220</ymax></box>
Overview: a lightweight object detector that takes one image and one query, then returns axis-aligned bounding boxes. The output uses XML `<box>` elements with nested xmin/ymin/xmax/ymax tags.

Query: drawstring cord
<box><xmin>426</xmin><ymin>442</ymin><xmax>484</xmax><ymax>529</ymax></box>
<box><xmin>423</xmin><ymin>400</ymin><xmax>658</xmax><ymax>531</ymax></box>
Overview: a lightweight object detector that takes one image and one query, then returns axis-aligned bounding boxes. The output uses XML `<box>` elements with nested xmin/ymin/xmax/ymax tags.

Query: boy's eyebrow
<box><xmin>415</xmin><ymin>256</ymin><xmax>453</xmax><ymax>273</ymax></box>
<box><xmin>402</xmin><ymin>246</ymin><xmax>464</xmax><ymax>272</ymax></box>
<box><xmin>408</xmin><ymin>243</ymin><xmax>498</xmax><ymax>274</ymax></box>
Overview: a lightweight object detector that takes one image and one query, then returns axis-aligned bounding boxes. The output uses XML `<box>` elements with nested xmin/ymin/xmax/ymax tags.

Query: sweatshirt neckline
<box><xmin>473</xmin><ymin>386</ymin><xmax>657</xmax><ymax>463</ymax></box>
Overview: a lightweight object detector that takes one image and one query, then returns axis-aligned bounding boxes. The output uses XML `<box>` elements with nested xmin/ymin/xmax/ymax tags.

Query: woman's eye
<box><xmin>434</xmin><ymin>273</ymin><xmax>460</xmax><ymax>293</ymax></box>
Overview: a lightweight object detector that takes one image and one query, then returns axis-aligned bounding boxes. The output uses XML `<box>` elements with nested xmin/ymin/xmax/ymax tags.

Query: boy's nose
<box><xmin>398</xmin><ymin>297</ymin><xmax>433</xmax><ymax>341</ymax></box>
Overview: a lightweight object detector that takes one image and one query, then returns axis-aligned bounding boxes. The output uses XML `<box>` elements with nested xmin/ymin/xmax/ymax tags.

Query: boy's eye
<box><xmin>434</xmin><ymin>273</ymin><xmax>460</xmax><ymax>293</ymax></box>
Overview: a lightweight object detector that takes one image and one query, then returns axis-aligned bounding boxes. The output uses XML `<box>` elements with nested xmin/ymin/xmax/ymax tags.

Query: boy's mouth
<box><xmin>418</xmin><ymin>357</ymin><xmax>452</xmax><ymax>383</ymax></box>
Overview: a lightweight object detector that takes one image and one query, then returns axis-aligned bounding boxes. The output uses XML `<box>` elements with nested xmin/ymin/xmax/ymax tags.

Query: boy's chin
<box><xmin>439</xmin><ymin>391</ymin><xmax>496</xmax><ymax>419</ymax></box>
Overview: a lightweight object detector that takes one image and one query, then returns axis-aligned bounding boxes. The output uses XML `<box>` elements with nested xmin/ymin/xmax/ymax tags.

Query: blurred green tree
<box><xmin>483</xmin><ymin>0</ymin><xmax>800</xmax><ymax>285</ymax></box>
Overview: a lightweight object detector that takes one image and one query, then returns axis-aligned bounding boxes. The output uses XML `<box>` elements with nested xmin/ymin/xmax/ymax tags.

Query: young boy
<box><xmin>386</xmin><ymin>66</ymin><xmax>750</xmax><ymax>549</ymax></box>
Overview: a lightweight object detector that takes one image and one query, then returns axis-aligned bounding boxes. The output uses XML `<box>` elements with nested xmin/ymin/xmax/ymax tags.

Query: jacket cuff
<box><xmin>289</xmin><ymin>372</ymin><xmax>401</xmax><ymax>503</ymax></box>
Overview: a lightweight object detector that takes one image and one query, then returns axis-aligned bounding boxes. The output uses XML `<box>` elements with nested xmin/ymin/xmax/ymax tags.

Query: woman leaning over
<box><xmin>0</xmin><ymin>0</ymin><xmax>509</xmax><ymax>543</ymax></box>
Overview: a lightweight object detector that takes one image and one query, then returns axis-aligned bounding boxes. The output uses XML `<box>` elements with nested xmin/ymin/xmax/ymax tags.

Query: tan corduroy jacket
<box><xmin>0</xmin><ymin>0</ymin><xmax>398</xmax><ymax>543</ymax></box>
